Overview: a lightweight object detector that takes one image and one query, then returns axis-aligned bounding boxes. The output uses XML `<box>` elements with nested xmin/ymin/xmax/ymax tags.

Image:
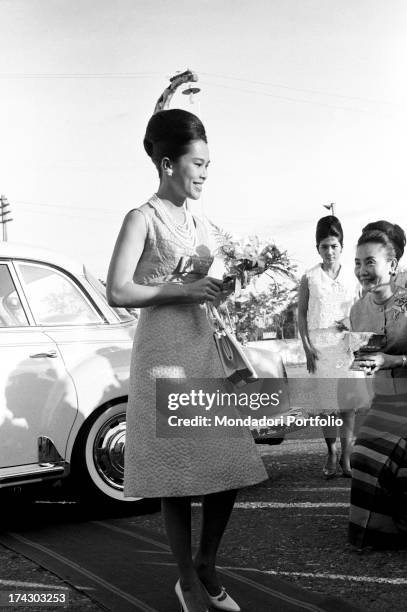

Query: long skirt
<box><xmin>349</xmin><ymin>393</ymin><xmax>407</xmax><ymax>548</ymax></box>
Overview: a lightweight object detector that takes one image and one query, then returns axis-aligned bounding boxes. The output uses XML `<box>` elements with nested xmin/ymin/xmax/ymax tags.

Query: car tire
<box><xmin>70</xmin><ymin>401</ymin><xmax>159</xmax><ymax>514</ymax></box>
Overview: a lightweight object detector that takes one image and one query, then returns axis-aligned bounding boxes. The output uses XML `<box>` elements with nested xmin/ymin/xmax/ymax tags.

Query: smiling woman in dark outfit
<box><xmin>349</xmin><ymin>222</ymin><xmax>407</xmax><ymax>549</ymax></box>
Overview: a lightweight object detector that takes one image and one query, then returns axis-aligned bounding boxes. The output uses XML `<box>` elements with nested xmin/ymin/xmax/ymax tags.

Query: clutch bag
<box><xmin>207</xmin><ymin>304</ymin><xmax>257</xmax><ymax>386</ymax></box>
<box><xmin>207</xmin><ymin>304</ymin><xmax>288</xmax><ymax>386</ymax></box>
<box><xmin>213</xmin><ymin>328</ymin><xmax>258</xmax><ymax>387</ymax></box>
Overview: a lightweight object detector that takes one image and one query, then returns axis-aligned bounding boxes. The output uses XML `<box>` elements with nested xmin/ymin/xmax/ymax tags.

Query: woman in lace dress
<box><xmin>107</xmin><ymin>109</ymin><xmax>267</xmax><ymax>612</ymax></box>
<box><xmin>298</xmin><ymin>216</ymin><xmax>361</xmax><ymax>478</ymax></box>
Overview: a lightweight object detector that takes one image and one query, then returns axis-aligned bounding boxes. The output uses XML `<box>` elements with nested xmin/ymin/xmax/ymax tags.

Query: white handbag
<box><xmin>207</xmin><ymin>304</ymin><xmax>257</xmax><ymax>386</ymax></box>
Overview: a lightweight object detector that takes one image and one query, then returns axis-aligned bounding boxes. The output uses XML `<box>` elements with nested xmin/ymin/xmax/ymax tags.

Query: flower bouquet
<box><xmin>207</xmin><ymin>221</ymin><xmax>297</xmax><ymax>300</ymax></box>
<box><xmin>205</xmin><ymin>222</ymin><xmax>297</xmax><ymax>385</ymax></box>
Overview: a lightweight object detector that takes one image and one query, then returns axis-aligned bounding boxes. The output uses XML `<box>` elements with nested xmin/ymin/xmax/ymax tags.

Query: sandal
<box><xmin>339</xmin><ymin>458</ymin><xmax>352</xmax><ymax>478</ymax></box>
<box><xmin>322</xmin><ymin>456</ymin><xmax>339</xmax><ymax>479</ymax></box>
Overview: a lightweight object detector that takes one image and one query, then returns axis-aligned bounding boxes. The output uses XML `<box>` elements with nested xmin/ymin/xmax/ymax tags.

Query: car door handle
<box><xmin>29</xmin><ymin>350</ymin><xmax>58</xmax><ymax>359</ymax></box>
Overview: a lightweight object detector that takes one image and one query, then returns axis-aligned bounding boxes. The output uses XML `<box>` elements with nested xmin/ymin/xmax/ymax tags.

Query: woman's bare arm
<box><xmin>297</xmin><ymin>274</ymin><xmax>319</xmax><ymax>373</ymax></box>
<box><xmin>298</xmin><ymin>275</ymin><xmax>312</xmax><ymax>351</ymax></box>
<box><xmin>106</xmin><ymin>210</ymin><xmax>222</xmax><ymax>308</ymax></box>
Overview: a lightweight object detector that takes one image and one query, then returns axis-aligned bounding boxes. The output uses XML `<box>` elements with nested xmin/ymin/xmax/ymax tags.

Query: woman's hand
<box><xmin>185</xmin><ymin>277</ymin><xmax>223</xmax><ymax>303</ymax></box>
<box><xmin>305</xmin><ymin>345</ymin><xmax>320</xmax><ymax>373</ymax></box>
<box><xmin>335</xmin><ymin>317</ymin><xmax>350</xmax><ymax>332</ymax></box>
<box><xmin>353</xmin><ymin>351</ymin><xmax>394</xmax><ymax>374</ymax></box>
<box><xmin>212</xmin><ymin>277</ymin><xmax>235</xmax><ymax>306</ymax></box>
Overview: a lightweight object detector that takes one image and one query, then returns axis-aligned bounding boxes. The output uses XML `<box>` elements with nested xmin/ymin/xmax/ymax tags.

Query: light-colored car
<box><xmin>0</xmin><ymin>242</ymin><xmax>138</xmax><ymax>508</ymax></box>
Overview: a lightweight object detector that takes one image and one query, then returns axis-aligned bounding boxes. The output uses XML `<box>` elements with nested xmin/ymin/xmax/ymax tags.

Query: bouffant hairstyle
<box><xmin>358</xmin><ymin>221</ymin><xmax>406</xmax><ymax>262</ymax></box>
<box><xmin>360</xmin><ymin>220</ymin><xmax>406</xmax><ymax>261</ymax></box>
<box><xmin>143</xmin><ymin>109</ymin><xmax>207</xmax><ymax>175</ymax></box>
<box><xmin>315</xmin><ymin>215</ymin><xmax>343</xmax><ymax>248</ymax></box>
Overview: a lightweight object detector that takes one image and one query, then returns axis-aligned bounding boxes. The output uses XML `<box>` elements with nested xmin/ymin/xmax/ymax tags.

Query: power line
<box><xmin>200</xmin><ymin>72</ymin><xmax>403</xmax><ymax>108</ymax></box>
<box><xmin>1</xmin><ymin>69</ymin><xmax>397</xmax><ymax>107</ymax></box>
<box><xmin>0</xmin><ymin>72</ymin><xmax>160</xmax><ymax>79</ymax></box>
<box><xmin>200</xmin><ymin>79</ymin><xmax>398</xmax><ymax>115</ymax></box>
<box><xmin>15</xmin><ymin>206</ymin><xmax>117</xmax><ymax>224</ymax></box>
<box><xmin>14</xmin><ymin>200</ymin><xmax>118</xmax><ymax>215</ymax></box>
<box><xmin>1</xmin><ymin>69</ymin><xmax>402</xmax><ymax>108</ymax></box>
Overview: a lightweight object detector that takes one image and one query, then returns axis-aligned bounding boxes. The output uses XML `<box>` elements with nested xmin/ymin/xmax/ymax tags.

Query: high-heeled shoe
<box><xmin>200</xmin><ymin>583</ymin><xmax>241</xmax><ymax>612</ymax></box>
<box><xmin>175</xmin><ymin>580</ymin><xmax>209</xmax><ymax>612</ymax></box>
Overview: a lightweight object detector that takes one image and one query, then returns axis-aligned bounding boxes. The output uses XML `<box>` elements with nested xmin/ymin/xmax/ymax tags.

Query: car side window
<box><xmin>0</xmin><ymin>264</ymin><xmax>29</xmax><ymax>327</ymax></box>
<box><xmin>18</xmin><ymin>263</ymin><xmax>102</xmax><ymax>326</ymax></box>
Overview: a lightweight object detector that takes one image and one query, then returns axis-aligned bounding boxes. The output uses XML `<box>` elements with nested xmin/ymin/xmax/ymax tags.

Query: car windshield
<box><xmin>84</xmin><ymin>267</ymin><xmax>136</xmax><ymax>323</ymax></box>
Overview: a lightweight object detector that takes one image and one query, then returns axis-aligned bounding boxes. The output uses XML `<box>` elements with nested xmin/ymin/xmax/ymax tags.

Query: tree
<box><xmin>225</xmin><ymin>281</ymin><xmax>298</xmax><ymax>343</ymax></box>
<box><xmin>214</xmin><ymin>230</ymin><xmax>298</xmax><ymax>343</ymax></box>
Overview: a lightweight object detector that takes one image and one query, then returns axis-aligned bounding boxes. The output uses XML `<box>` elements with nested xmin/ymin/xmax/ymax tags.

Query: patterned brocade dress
<box><xmin>123</xmin><ymin>198</ymin><xmax>268</xmax><ymax>498</ymax></box>
<box><xmin>349</xmin><ymin>288</ymin><xmax>407</xmax><ymax>548</ymax></box>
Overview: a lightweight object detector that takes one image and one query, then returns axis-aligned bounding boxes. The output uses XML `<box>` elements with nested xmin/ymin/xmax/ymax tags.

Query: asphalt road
<box><xmin>0</xmin><ymin>439</ymin><xmax>406</xmax><ymax>612</ymax></box>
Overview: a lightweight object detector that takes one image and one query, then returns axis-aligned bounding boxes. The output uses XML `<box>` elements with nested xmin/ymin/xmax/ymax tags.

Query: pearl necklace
<box><xmin>150</xmin><ymin>193</ymin><xmax>197</xmax><ymax>249</ymax></box>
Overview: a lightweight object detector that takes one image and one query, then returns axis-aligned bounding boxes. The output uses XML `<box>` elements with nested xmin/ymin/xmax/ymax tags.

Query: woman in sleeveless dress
<box><xmin>107</xmin><ymin>109</ymin><xmax>267</xmax><ymax>612</ymax></box>
<box><xmin>298</xmin><ymin>216</ymin><xmax>362</xmax><ymax>478</ymax></box>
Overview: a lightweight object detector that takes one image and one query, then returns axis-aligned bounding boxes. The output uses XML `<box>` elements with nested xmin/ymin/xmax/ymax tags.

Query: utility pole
<box><xmin>0</xmin><ymin>195</ymin><xmax>13</xmax><ymax>241</ymax></box>
<box><xmin>323</xmin><ymin>202</ymin><xmax>336</xmax><ymax>216</ymax></box>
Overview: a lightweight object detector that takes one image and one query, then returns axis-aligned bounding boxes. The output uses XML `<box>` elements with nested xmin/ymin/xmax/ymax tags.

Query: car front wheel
<box><xmin>71</xmin><ymin>401</ymin><xmax>158</xmax><ymax>513</ymax></box>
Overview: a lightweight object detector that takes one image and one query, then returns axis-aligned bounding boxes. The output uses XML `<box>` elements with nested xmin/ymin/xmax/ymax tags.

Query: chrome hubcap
<box><xmin>93</xmin><ymin>412</ymin><xmax>126</xmax><ymax>490</ymax></box>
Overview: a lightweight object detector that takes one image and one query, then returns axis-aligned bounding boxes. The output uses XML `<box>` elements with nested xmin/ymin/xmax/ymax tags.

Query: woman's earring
<box><xmin>166</xmin><ymin>169</ymin><xmax>173</xmax><ymax>177</ymax></box>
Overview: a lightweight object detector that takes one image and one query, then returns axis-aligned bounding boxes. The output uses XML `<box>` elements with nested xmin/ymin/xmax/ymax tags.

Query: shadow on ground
<box><xmin>0</xmin><ymin>485</ymin><xmax>160</xmax><ymax>532</ymax></box>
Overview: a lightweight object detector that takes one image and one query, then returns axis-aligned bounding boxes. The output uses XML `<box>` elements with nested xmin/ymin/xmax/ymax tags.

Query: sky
<box><xmin>0</xmin><ymin>0</ymin><xmax>406</xmax><ymax>278</ymax></box>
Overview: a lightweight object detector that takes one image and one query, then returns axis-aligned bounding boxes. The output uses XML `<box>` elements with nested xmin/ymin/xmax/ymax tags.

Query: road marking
<box><xmin>93</xmin><ymin>522</ymin><xmax>169</xmax><ymax>551</ymax></box>
<box><xmin>5</xmin><ymin>532</ymin><xmax>160</xmax><ymax>612</ymax></box>
<box><xmin>288</xmin><ymin>487</ymin><xmax>349</xmax><ymax>492</ymax></box>
<box><xmin>232</xmin><ymin>502</ymin><xmax>349</xmax><ymax>509</ymax></box>
<box><xmin>191</xmin><ymin>501</ymin><xmax>348</xmax><ymax>509</ymax></box>
<box><xmin>273</xmin><ymin>483</ymin><xmax>346</xmax><ymax>488</ymax></box>
<box><xmin>220</xmin><ymin>568</ymin><xmax>325</xmax><ymax>612</ymax></box>
<box><xmin>95</xmin><ymin>522</ymin><xmax>326</xmax><ymax>612</ymax></box>
<box><xmin>98</xmin><ymin>558</ymin><xmax>407</xmax><ymax>586</ymax></box>
<box><xmin>33</xmin><ymin>500</ymin><xmax>77</xmax><ymax>504</ymax></box>
<box><xmin>136</xmin><ymin>549</ymin><xmax>172</xmax><ymax>555</ymax></box>
<box><xmin>0</xmin><ymin>579</ymin><xmax>68</xmax><ymax>590</ymax></box>
<box><xmin>32</xmin><ymin>492</ymin><xmax>349</xmax><ymax>505</ymax></box>
<box><xmin>303</xmin><ymin>514</ymin><xmax>348</xmax><ymax>517</ymax></box>
<box><xmin>219</xmin><ymin>566</ymin><xmax>407</xmax><ymax>585</ymax></box>
<box><xmin>262</xmin><ymin>570</ymin><xmax>407</xmax><ymax>585</ymax></box>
